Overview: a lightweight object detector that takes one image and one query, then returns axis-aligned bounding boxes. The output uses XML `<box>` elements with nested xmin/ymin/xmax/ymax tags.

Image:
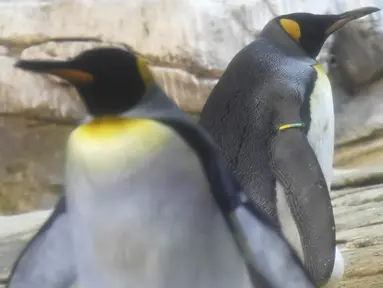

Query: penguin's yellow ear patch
<box><xmin>279</xmin><ymin>18</ymin><xmax>301</xmax><ymax>41</ymax></box>
<box><xmin>136</xmin><ymin>56</ymin><xmax>153</xmax><ymax>88</ymax></box>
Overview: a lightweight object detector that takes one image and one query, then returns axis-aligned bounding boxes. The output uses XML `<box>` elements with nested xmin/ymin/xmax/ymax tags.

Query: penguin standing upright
<box><xmin>199</xmin><ymin>7</ymin><xmax>380</xmax><ymax>288</ymax></box>
<box><xmin>9</xmin><ymin>46</ymin><xmax>316</xmax><ymax>288</ymax></box>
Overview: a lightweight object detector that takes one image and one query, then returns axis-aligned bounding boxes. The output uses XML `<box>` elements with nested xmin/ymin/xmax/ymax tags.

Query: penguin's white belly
<box><xmin>65</xmin><ymin>119</ymin><xmax>252</xmax><ymax>288</ymax></box>
<box><xmin>306</xmin><ymin>66</ymin><xmax>334</xmax><ymax>189</ymax></box>
<box><xmin>308</xmin><ymin>67</ymin><xmax>344</xmax><ymax>287</ymax></box>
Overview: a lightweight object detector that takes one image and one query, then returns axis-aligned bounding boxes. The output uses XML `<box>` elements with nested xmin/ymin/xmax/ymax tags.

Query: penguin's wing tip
<box><xmin>7</xmin><ymin>196</ymin><xmax>76</xmax><ymax>287</ymax></box>
<box><xmin>330</xmin><ymin>247</ymin><xmax>345</xmax><ymax>281</ymax></box>
<box><xmin>230</xmin><ymin>204</ymin><xmax>316</xmax><ymax>288</ymax></box>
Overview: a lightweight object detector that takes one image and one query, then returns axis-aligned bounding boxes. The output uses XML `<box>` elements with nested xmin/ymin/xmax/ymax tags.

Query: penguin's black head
<box><xmin>14</xmin><ymin>47</ymin><xmax>153</xmax><ymax>116</ymax></box>
<box><xmin>272</xmin><ymin>7</ymin><xmax>380</xmax><ymax>58</ymax></box>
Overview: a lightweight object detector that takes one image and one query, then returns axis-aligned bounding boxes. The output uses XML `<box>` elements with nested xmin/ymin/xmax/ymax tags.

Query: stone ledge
<box><xmin>332</xmin><ymin>166</ymin><xmax>383</xmax><ymax>189</ymax></box>
<box><xmin>332</xmin><ymin>183</ymin><xmax>383</xmax><ymax>287</ymax></box>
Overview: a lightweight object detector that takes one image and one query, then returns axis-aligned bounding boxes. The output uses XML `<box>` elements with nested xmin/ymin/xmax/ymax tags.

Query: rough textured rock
<box><xmin>332</xmin><ymin>168</ymin><xmax>383</xmax><ymax>287</ymax></box>
<box><xmin>0</xmin><ymin>0</ymin><xmax>380</xmax><ymax>168</ymax></box>
<box><xmin>0</xmin><ymin>116</ymin><xmax>69</xmax><ymax>214</ymax></box>
<box><xmin>333</xmin><ymin>166</ymin><xmax>383</xmax><ymax>189</ymax></box>
<box><xmin>0</xmin><ymin>0</ymin><xmax>380</xmax><ymax>119</ymax></box>
<box><xmin>332</xmin><ymin>183</ymin><xmax>383</xmax><ymax>287</ymax></box>
<box><xmin>332</xmin><ymin>78</ymin><xmax>383</xmax><ymax>168</ymax></box>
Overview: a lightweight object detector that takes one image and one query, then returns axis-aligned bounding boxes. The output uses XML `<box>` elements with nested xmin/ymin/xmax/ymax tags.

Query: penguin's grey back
<box><xmin>199</xmin><ymin>38</ymin><xmax>316</xmax><ymax>225</ymax></box>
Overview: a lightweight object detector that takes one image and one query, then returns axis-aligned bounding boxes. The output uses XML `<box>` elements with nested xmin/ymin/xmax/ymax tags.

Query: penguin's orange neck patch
<box><xmin>279</xmin><ymin>18</ymin><xmax>301</xmax><ymax>41</ymax></box>
<box><xmin>74</xmin><ymin>117</ymin><xmax>144</xmax><ymax>140</ymax></box>
<box><xmin>71</xmin><ymin>116</ymin><xmax>170</xmax><ymax>145</ymax></box>
<box><xmin>312</xmin><ymin>63</ymin><xmax>330</xmax><ymax>87</ymax></box>
<box><xmin>67</xmin><ymin>117</ymin><xmax>172</xmax><ymax>172</ymax></box>
<box><xmin>313</xmin><ymin>63</ymin><xmax>325</xmax><ymax>73</ymax></box>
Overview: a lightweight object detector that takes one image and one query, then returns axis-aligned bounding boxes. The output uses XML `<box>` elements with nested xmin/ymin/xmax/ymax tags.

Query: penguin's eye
<box><xmin>329</xmin><ymin>55</ymin><xmax>337</xmax><ymax>67</ymax></box>
<box><xmin>279</xmin><ymin>18</ymin><xmax>301</xmax><ymax>41</ymax></box>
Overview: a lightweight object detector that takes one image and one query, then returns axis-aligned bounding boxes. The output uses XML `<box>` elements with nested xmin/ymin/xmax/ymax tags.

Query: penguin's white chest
<box><xmin>307</xmin><ymin>65</ymin><xmax>335</xmax><ymax>187</ymax></box>
<box><xmin>276</xmin><ymin>64</ymin><xmax>335</xmax><ymax>262</ymax></box>
<box><xmin>65</xmin><ymin>117</ymin><xmax>252</xmax><ymax>288</ymax></box>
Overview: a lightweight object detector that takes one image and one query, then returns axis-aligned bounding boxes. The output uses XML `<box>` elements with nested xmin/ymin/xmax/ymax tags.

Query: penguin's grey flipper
<box><xmin>269</xmin><ymin>95</ymin><xmax>335</xmax><ymax>286</ymax></box>
<box><xmin>6</xmin><ymin>195</ymin><xmax>76</xmax><ymax>288</ymax></box>
<box><xmin>230</xmin><ymin>200</ymin><xmax>316</xmax><ymax>288</ymax></box>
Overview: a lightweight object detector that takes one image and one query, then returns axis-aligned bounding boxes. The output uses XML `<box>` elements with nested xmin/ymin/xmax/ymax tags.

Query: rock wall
<box><xmin>0</xmin><ymin>0</ymin><xmax>381</xmax><ymax>167</ymax></box>
<box><xmin>0</xmin><ymin>0</ymin><xmax>381</xmax><ymax>213</ymax></box>
<box><xmin>0</xmin><ymin>3</ymin><xmax>379</xmax><ymax>111</ymax></box>
<box><xmin>0</xmin><ymin>0</ymin><xmax>381</xmax><ymax>211</ymax></box>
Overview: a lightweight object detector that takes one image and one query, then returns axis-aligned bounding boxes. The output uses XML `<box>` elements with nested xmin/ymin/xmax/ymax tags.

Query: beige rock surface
<box><xmin>0</xmin><ymin>0</ymin><xmax>379</xmax><ymax>167</ymax></box>
<box><xmin>0</xmin><ymin>0</ymin><xmax>379</xmax><ymax>119</ymax></box>
<box><xmin>333</xmin><ymin>77</ymin><xmax>383</xmax><ymax>168</ymax></box>
<box><xmin>333</xmin><ymin>166</ymin><xmax>383</xmax><ymax>189</ymax></box>
<box><xmin>0</xmin><ymin>116</ymin><xmax>70</xmax><ymax>214</ymax></box>
<box><xmin>333</xmin><ymin>183</ymin><xmax>383</xmax><ymax>288</ymax></box>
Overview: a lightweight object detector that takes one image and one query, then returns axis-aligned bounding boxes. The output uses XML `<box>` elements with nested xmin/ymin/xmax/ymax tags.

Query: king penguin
<box><xmin>8</xmin><ymin>46</ymin><xmax>316</xmax><ymax>288</ymax></box>
<box><xmin>199</xmin><ymin>7</ymin><xmax>380</xmax><ymax>288</ymax></box>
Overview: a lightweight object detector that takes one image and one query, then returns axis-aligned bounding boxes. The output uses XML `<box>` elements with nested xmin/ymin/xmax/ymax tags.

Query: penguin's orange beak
<box><xmin>14</xmin><ymin>59</ymin><xmax>94</xmax><ymax>84</ymax></box>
